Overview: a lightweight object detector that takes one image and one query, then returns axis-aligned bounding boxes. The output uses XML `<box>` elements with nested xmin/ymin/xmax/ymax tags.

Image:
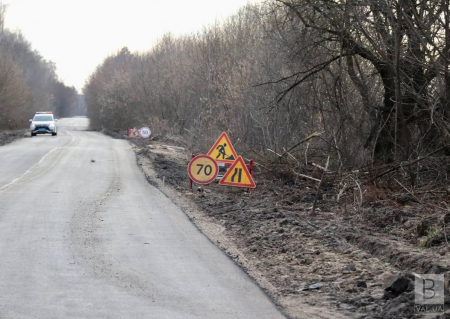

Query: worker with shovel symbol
<box><xmin>216</xmin><ymin>143</ymin><xmax>228</xmax><ymax>160</ymax></box>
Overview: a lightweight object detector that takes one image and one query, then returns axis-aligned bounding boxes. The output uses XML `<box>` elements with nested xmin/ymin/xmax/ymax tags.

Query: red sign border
<box><xmin>219</xmin><ymin>156</ymin><xmax>256</xmax><ymax>188</ymax></box>
<box><xmin>207</xmin><ymin>132</ymin><xmax>238</xmax><ymax>164</ymax></box>
<box><xmin>127</xmin><ymin>127</ymin><xmax>139</xmax><ymax>138</ymax></box>
<box><xmin>188</xmin><ymin>155</ymin><xmax>219</xmax><ymax>184</ymax></box>
<box><xmin>138</xmin><ymin>126</ymin><xmax>152</xmax><ymax>139</ymax></box>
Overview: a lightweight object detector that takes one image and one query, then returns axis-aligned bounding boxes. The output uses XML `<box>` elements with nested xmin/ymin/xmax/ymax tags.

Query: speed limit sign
<box><xmin>139</xmin><ymin>127</ymin><xmax>151</xmax><ymax>138</ymax></box>
<box><xmin>188</xmin><ymin>155</ymin><xmax>218</xmax><ymax>184</ymax></box>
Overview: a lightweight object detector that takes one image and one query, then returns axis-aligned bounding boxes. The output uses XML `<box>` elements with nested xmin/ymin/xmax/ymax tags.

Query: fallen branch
<box><xmin>270</xmin><ymin>132</ymin><xmax>323</xmax><ymax>164</ymax></box>
<box><xmin>267</xmin><ymin>149</ymin><xmax>283</xmax><ymax>158</ymax></box>
<box><xmin>249</xmin><ymin>149</ymin><xmax>272</xmax><ymax>162</ymax></box>
<box><xmin>394</xmin><ymin>178</ymin><xmax>422</xmax><ymax>204</ymax></box>
<box><xmin>292</xmin><ymin>171</ymin><xmax>321</xmax><ymax>182</ymax></box>
<box><xmin>312</xmin><ymin>162</ymin><xmax>327</xmax><ymax>171</ymax></box>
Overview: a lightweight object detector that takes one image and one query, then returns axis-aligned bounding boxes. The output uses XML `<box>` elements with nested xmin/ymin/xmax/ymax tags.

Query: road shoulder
<box><xmin>133</xmin><ymin>141</ymin><xmax>359</xmax><ymax>319</ymax></box>
<box><xmin>0</xmin><ymin>129</ymin><xmax>28</xmax><ymax>146</ymax></box>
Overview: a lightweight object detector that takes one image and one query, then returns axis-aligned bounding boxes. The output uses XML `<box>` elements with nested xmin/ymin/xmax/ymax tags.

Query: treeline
<box><xmin>85</xmin><ymin>0</ymin><xmax>450</xmax><ymax>168</ymax></box>
<box><xmin>0</xmin><ymin>3</ymin><xmax>78</xmax><ymax>130</ymax></box>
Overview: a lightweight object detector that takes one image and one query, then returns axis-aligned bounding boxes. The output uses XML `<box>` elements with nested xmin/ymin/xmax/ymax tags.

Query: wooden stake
<box><xmin>311</xmin><ymin>156</ymin><xmax>330</xmax><ymax>215</ymax></box>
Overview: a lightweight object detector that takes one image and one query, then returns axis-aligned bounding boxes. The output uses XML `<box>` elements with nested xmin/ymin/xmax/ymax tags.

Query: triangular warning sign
<box><xmin>207</xmin><ymin>132</ymin><xmax>238</xmax><ymax>164</ymax></box>
<box><xmin>128</xmin><ymin>127</ymin><xmax>139</xmax><ymax>138</ymax></box>
<box><xmin>219</xmin><ymin>156</ymin><xmax>256</xmax><ymax>188</ymax></box>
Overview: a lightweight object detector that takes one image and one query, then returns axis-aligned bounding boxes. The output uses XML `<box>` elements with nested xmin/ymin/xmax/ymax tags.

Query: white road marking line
<box><xmin>0</xmin><ymin>131</ymin><xmax>76</xmax><ymax>192</ymax></box>
<box><xmin>0</xmin><ymin>148</ymin><xmax>58</xmax><ymax>192</ymax></box>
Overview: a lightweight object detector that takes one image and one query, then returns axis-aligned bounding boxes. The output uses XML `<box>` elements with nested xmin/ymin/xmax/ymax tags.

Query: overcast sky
<box><xmin>4</xmin><ymin>0</ymin><xmax>258</xmax><ymax>92</ymax></box>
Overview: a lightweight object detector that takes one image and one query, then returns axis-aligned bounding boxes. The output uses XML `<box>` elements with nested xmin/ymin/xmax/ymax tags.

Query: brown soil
<box><xmin>0</xmin><ymin>129</ymin><xmax>28</xmax><ymax>146</ymax></box>
<box><xmin>129</xmin><ymin>138</ymin><xmax>449</xmax><ymax>319</ymax></box>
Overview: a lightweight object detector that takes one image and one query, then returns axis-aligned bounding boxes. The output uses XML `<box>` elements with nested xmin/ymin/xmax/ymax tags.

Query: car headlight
<box><xmin>49</xmin><ymin>124</ymin><xmax>55</xmax><ymax>129</ymax></box>
<box><xmin>31</xmin><ymin>124</ymin><xmax>36</xmax><ymax>129</ymax></box>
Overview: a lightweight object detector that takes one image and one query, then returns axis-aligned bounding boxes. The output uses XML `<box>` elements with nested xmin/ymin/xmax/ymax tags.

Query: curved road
<box><xmin>0</xmin><ymin>118</ymin><xmax>285</xmax><ymax>319</ymax></box>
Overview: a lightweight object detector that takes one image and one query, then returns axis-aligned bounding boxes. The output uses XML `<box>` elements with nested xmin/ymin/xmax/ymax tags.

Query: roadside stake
<box><xmin>189</xmin><ymin>154</ymin><xmax>195</xmax><ymax>190</ymax></box>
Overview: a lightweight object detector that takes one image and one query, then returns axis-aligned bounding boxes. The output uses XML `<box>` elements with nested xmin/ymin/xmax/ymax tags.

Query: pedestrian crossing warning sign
<box><xmin>219</xmin><ymin>156</ymin><xmax>256</xmax><ymax>188</ymax></box>
<box><xmin>207</xmin><ymin>132</ymin><xmax>238</xmax><ymax>164</ymax></box>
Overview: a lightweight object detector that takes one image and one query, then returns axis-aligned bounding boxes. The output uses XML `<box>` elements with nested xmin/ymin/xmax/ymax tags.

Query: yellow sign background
<box><xmin>219</xmin><ymin>156</ymin><xmax>256</xmax><ymax>188</ymax></box>
<box><xmin>188</xmin><ymin>155</ymin><xmax>219</xmax><ymax>184</ymax></box>
<box><xmin>207</xmin><ymin>132</ymin><xmax>238</xmax><ymax>163</ymax></box>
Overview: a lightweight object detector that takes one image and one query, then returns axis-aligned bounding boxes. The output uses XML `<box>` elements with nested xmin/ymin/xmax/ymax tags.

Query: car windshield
<box><xmin>33</xmin><ymin>115</ymin><xmax>53</xmax><ymax>121</ymax></box>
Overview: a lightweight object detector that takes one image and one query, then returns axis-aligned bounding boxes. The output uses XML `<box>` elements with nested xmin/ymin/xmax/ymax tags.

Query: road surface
<box><xmin>0</xmin><ymin>118</ymin><xmax>285</xmax><ymax>319</ymax></box>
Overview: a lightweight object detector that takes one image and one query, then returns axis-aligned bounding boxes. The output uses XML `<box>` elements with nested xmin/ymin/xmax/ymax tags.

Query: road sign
<box><xmin>128</xmin><ymin>127</ymin><xmax>139</xmax><ymax>138</ymax></box>
<box><xmin>219</xmin><ymin>156</ymin><xmax>256</xmax><ymax>188</ymax></box>
<box><xmin>188</xmin><ymin>155</ymin><xmax>219</xmax><ymax>184</ymax></box>
<box><xmin>207</xmin><ymin>132</ymin><xmax>238</xmax><ymax>164</ymax></box>
<box><xmin>139</xmin><ymin>127</ymin><xmax>151</xmax><ymax>138</ymax></box>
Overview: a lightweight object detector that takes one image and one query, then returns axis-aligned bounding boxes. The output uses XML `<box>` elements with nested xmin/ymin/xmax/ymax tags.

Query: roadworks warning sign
<box><xmin>207</xmin><ymin>132</ymin><xmax>238</xmax><ymax>164</ymax></box>
<box><xmin>219</xmin><ymin>156</ymin><xmax>256</xmax><ymax>188</ymax></box>
<box><xmin>128</xmin><ymin>127</ymin><xmax>139</xmax><ymax>138</ymax></box>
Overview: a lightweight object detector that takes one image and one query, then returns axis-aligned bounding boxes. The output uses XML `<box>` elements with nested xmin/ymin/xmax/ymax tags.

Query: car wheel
<box><xmin>31</xmin><ymin>132</ymin><xmax>36</xmax><ymax>137</ymax></box>
<box><xmin>52</xmin><ymin>132</ymin><xmax>57</xmax><ymax>136</ymax></box>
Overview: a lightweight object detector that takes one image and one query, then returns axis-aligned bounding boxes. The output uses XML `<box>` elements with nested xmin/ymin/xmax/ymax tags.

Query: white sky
<box><xmin>4</xmin><ymin>0</ymin><xmax>258</xmax><ymax>92</ymax></box>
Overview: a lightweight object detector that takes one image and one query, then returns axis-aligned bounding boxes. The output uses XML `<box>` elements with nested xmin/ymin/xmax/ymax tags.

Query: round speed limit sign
<box><xmin>188</xmin><ymin>155</ymin><xmax>218</xmax><ymax>184</ymax></box>
<box><xmin>139</xmin><ymin>127</ymin><xmax>151</xmax><ymax>138</ymax></box>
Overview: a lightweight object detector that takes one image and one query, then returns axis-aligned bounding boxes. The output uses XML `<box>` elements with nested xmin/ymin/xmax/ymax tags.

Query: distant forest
<box><xmin>83</xmin><ymin>0</ymin><xmax>449</xmax><ymax>168</ymax></box>
<box><xmin>0</xmin><ymin>2</ymin><xmax>79</xmax><ymax>130</ymax></box>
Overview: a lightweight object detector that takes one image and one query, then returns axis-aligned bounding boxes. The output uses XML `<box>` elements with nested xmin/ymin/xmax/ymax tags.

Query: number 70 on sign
<box><xmin>187</xmin><ymin>155</ymin><xmax>219</xmax><ymax>184</ymax></box>
<box><xmin>188</xmin><ymin>154</ymin><xmax>256</xmax><ymax>189</ymax></box>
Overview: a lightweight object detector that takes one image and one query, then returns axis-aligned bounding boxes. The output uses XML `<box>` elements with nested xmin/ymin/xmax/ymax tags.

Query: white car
<box><xmin>30</xmin><ymin>112</ymin><xmax>58</xmax><ymax>136</ymax></box>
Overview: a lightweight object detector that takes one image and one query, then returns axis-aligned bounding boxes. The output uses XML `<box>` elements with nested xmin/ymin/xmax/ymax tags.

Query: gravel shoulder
<box><xmin>130</xmin><ymin>139</ymin><xmax>450</xmax><ymax>319</ymax></box>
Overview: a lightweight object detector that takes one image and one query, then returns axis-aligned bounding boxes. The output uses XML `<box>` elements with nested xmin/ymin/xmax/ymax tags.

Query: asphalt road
<box><xmin>0</xmin><ymin>118</ymin><xmax>285</xmax><ymax>319</ymax></box>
